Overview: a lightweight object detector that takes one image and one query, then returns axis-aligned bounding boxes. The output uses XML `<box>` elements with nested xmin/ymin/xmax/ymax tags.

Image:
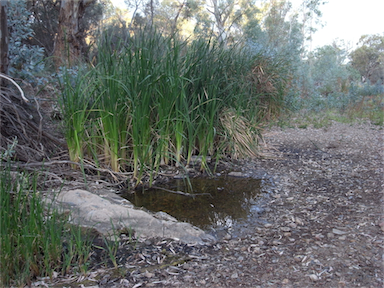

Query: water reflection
<box><xmin>123</xmin><ymin>175</ymin><xmax>262</xmax><ymax>231</ymax></box>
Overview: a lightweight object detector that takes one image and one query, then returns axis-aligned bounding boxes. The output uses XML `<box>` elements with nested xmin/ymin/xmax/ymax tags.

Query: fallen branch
<box><xmin>306</xmin><ymin>136</ymin><xmax>328</xmax><ymax>153</ymax></box>
<box><xmin>15</xmin><ymin>159</ymin><xmax>130</xmax><ymax>173</ymax></box>
<box><xmin>0</xmin><ymin>73</ymin><xmax>29</xmax><ymax>103</ymax></box>
<box><xmin>151</xmin><ymin>186</ymin><xmax>212</xmax><ymax>198</ymax></box>
<box><xmin>0</xmin><ymin>160</ymin><xmax>133</xmax><ymax>183</ymax></box>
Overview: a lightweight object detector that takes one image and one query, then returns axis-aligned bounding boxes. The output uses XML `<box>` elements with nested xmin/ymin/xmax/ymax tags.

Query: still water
<box><xmin>123</xmin><ymin>175</ymin><xmax>266</xmax><ymax>231</ymax></box>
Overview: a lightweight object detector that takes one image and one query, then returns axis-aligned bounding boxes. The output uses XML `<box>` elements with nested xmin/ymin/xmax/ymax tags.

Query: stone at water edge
<box><xmin>56</xmin><ymin>189</ymin><xmax>216</xmax><ymax>245</ymax></box>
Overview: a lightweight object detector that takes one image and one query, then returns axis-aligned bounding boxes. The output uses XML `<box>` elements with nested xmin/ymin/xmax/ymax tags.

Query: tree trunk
<box><xmin>170</xmin><ymin>1</ymin><xmax>185</xmax><ymax>35</ymax></box>
<box><xmin>0</xmin><ymin>0</ymin><xmax>9</xmax><ymax>76</ymax></box>
<box><xmin>211</xmin><ymin>0</ymin><xmax>226</xmax><ymax>46</ymax></box>
<box><xmin>53</xmin><ymin>0</ymin><xmax>92</xmax><ymax>67</ymax></box>
<box><xmin>209</xmin><ymin>0</ymin><xmax>236</xmax><ymax>47</ymax></box>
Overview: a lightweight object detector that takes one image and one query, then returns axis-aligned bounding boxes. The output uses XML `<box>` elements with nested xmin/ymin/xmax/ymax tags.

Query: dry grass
<box><xmin>220</xmin><ymin>108</ymin><xmax>262</xmax><ymax>159</ymax></box>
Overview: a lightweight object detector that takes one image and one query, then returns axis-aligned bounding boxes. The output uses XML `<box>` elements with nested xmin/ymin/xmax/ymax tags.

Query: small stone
<box><xmin>309</xmin><ymin>274</ymin><xmax>319</xmax><ymax>281</ymax></box>
<box><xmin>264</xmin><ymin>223</ymin><xmax>273</xmax><ymax>228</ymax></box>
<box><xmin>280</xmin><ymin>226</ymin><xmax>291</xmax><ymax>232</ymax></box>
<box><xmin>332</xmin><ymin>228</ymin><xmax>348</xmax><ymax>235</ymax></box>
<box><xmin>253</xmin><ymin>247</ymin><xmax>261</xmax><ymax>254</ymax></box>
<box><xmin>294</xmin><ymin>217</ymin><xmax>304</xmax><ymax>225</ymax></box>
<box><xmin>378</xmin><ymin>220</ymin><xmax>384</xmax><ymax>232</ymax></box>
<box><xmin>144</xmin><ymin>271</ymin><xmax>154</xmax><ymax>278</ymax></box>
<box><xmin>314</xmin><ymin>233</ymin><xmax>324</xmax><ymax>240</ymax></box>
<box><xmin>228</xmin><ymin>171</ymin><xmax>245</xmax><ymax>177</ymax></box>
<box><xmin>231</xmin><ymin>272</ymin><xmax>239</xmax><ymax>279</ymax></box>
<box><xmin>120</xmin><ymin>279</ymin><xmax>130</xmax><ymax>287</ymax></box>
<box><xmin>173</xmin><ymin>174</ymin><xmax>187</xmax><ymax>179</ymax></box>
<box><xmin>294</xmin><ymin>255</ymin><xmax>302</xmax><ymax>262</ymax></box>
<box><xmin>282</xmin><ymin>278</ymin><xmax>290</xmax><ymax>284</ymax></box>
<box><xmin>223</xmin><ymin>233</ymin><xmax>232</xmax><ymax>240</ymax></box>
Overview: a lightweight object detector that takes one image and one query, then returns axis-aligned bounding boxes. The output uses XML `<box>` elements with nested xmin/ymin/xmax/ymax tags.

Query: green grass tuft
<box><xmin>0</xmin><ymin>149</ymin><xmax>95</xmax><ymax>286</ymax></box>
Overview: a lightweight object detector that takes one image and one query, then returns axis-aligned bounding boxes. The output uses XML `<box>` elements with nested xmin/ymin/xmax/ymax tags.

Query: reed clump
<box><xmin>60</xmin><ymin>27</ymin><xmax>289</xmax><ymax>185</ymax></box>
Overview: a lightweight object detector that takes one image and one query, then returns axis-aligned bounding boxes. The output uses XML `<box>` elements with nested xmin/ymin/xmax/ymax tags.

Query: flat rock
<box><xmin>56</xmin><ymin>189</ymin><xmax>216</xmax><ymax>245</ymax></box>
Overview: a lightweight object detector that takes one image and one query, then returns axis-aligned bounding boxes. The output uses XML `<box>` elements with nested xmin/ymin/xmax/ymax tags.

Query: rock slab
<box><xmin>56</xmin><ymin>189</ymin><xmax>216</xmax><ymax>245</ymax></box>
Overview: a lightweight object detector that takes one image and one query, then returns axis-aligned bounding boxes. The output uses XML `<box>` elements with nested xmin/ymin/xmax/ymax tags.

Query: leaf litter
<box><xmin>30</xmin><ymin>121</ymin><xmax>383</xmax><ymax>287</ymax></box>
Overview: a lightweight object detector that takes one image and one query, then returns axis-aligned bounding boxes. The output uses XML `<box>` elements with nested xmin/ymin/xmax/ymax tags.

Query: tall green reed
<box><xmin>59</xmin><ymin>27</ymin><xmax>289</xmax><ymax>185</ymax></box>
<box><xmin>59</xmin><ymin>67</ymin><xmax>101</xmax><ymax>169</ymax></box>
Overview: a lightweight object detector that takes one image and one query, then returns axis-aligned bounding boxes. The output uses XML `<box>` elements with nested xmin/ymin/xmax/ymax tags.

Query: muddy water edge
<box><xmin>122</xmin><ymin>170</ymin><xmax>275</xmax><ymax>240</ymax></box>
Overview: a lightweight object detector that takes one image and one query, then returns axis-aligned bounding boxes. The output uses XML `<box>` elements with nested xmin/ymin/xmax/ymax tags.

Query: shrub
<box><xmin>7</xmin><ymin>0</ymin><xmax>46</xmax><ymax>86</ymax></box>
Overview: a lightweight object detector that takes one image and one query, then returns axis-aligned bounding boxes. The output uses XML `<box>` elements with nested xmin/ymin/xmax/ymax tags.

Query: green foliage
<box><xmin>290</xmin><ymin>38</ymin><xmax>381</xmax><ymax>122</ymax></box>
<box><xmin>7</xmin><ymin>0</ymin><xmax>45</xmax><ymax>85</ymax></box>
<box><xmin>309</xmin><ymin>44</ymin><xmax>350</xmax><ymax>96</ymax></box>
<box><xmin>278</xmin><ymin>35</ymin><xmax>384</xmax><ymax>127</ymax></box>
<box><xmin>278</xmin><ymin>82</ymin><xmax>384</xmax><ymax>128</ymax></box>
<box><xmin>349</xmin><ymin>34</ymin><xmax>384</xmax><ymax>84</ymax></box>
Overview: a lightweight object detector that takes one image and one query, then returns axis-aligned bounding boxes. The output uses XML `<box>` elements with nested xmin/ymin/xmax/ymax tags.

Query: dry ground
<box><xmin>34</xmin><ymin>121</ymin><xmax>383</xmax><ymax>288</ymax></box>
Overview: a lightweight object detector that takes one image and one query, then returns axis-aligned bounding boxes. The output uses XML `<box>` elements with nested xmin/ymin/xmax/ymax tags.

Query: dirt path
<box><xmin>41</xmin><ymin>121</ymin><xmax>383</xmax><ymax>288</ymax></box>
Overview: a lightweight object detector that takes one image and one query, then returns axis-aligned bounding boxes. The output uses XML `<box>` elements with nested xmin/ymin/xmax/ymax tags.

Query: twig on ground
<box><xmin>151</xmin><ymin>185</ymin><xmax>212</xmax><ymax>197</ymax></box>
<box><xmin>0</xmin><ymin>73</ymin><xmax>29</xmax><ymax>103</ymax></box>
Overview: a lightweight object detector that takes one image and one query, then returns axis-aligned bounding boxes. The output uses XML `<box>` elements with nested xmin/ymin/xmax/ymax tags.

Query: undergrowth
<box><xmin>277</xmin><ymin>91</ymin><xmax>384</xmax><ymax>128</ymax></box>
<box><xmin>0</xmin><ymin>141</ymin><xmax>126</xmax><ymax>286</ymax></box>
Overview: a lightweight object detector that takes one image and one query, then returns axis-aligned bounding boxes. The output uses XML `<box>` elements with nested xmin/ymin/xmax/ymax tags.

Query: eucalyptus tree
<box><xmin>124</xmin><ymin>0</ymin><xmax>147</xmax><ymax>29</ymax></box>
<box><xmin>248</xmin><ymin>0</ymin><xmax>303</xmax><ymax>91</ymax></box>
<box><xmin>206</xmin><ymin>0</ymin><xmax>259</xmax><ymax>46</ymax></box>
<box><xmin>261</xmin><ymin>0</ymin><xmax>302</xmax><ymax>55</ymax></box>
<box><xmin>350</xmin><ymin>34</ymin><xmax>384</xmax><ymax>84</ymax></box>
<box><xmin>123</xmin><ymin>0</ymin><xmax>203</xmax><ymax>36</ymax></box>
<box><xmin>53</xmin><ymin>0</ymin><xmax>110</xmax><ymax>66</ymax></box>
<box><xmin>309</xmin><ymin>43</ymin><xmax>350</xmax><ymax>96</ymax></box>
<box><xmin>207</xmin><ymin>0</ymin><xmax>235</xmax><ymax>45</ymax></box>
<box><xmin>152</xmin><ymin>0</ymin><xmax>203</xmax><ymax>36</ymax></box>
<box><xmin>298</xmin><ymin>0</ymin><xmax>326</xmax><ymax>52</ymax></box>
<box><xmin>263</xmin><ymin>0</ymin><xmax>291</xmax><ymax>47</ymax></box>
